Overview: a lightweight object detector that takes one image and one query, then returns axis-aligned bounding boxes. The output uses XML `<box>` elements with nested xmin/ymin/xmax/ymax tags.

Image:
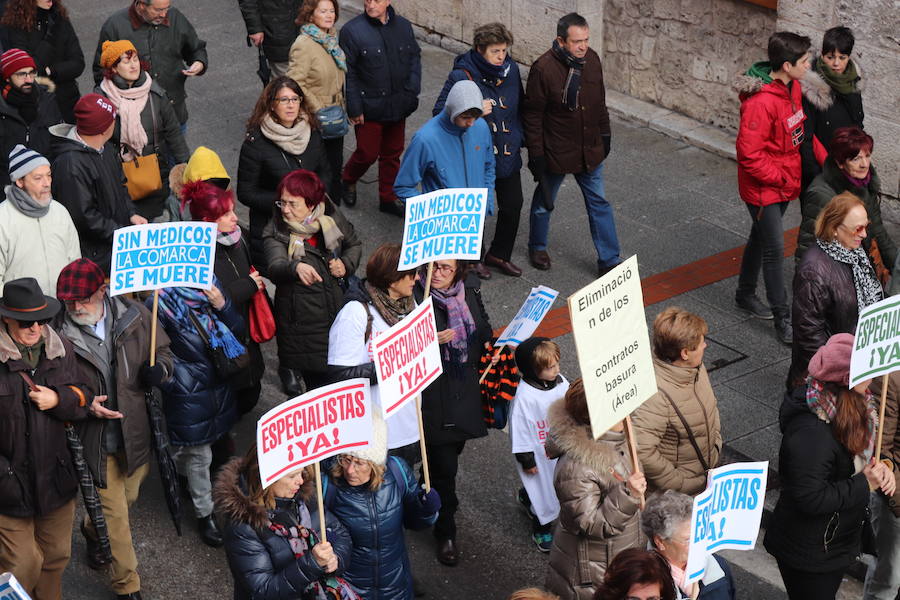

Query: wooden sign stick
<box><xmin>149</xmin><ymin>289</ymin><xmax>159</xmax><ymax>367</ymax></box>
<box><xmin>875</xmin><ymin>372</ymin><xmax>890</xmax><ymax>460</ymax></box>
<box><xmin>314</xmin><ymin>461</ymin><xmax>327</xmax><ymax>543</ymax></box>
<box><xmin>624</xmin><ymin>415</ymin><xmax>645</xmax><ymax>509</ymax></box>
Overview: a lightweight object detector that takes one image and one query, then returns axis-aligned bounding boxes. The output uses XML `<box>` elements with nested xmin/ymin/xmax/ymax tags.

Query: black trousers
<box><xmin>426</xmin><ymin>441</ymin><xmax>466</xmax><ymax>541</ymax></box>
<box><xmin>776</xmin><ymin>561</ymin><xmax>844</xmax><ymax>600</ymax></box>
<box><xmin>323</xmin><ymin>136</ymin><xmax>344</xmax><ymax>203</ymax></box>
<box><xmin>737</xmin><ymin>201</ymin><xmax>790</xmax><ymax>316</ymax></box>
<box><xmin>487</xmin><ymin>173</ymin><xmax>525</xmax><ymax>262</ymax></box>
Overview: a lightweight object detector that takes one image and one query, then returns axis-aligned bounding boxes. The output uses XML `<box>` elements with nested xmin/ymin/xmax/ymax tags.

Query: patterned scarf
<box><xmin>216</xmin><ymin>227</ymin><xmax>242</xmax><ymax>247</ymax></box>
<box><xmin>806</xmin><ymin>377</ymin><xmax>877</xmax><ymax>461</ymax></box>
<box><xmin>301</xmin><ymin>23</ymin><xmax>347</xmax><ymax>72</ymax></box>
<box><xmin>551</xmin><ymin>39</ymin><xmax>584</xmax><ymax>111</ymax></box>
<box><xmin>100</xmin><ymin>72</ymin><xmax>153</xmax><ymax>159</ymax></box>
<box><xmin>261</xmin><ymin>113</ymin><xmax>312</xmax><ymax>156</ymax></box>
<box><xmin>157</xmin><ymin>279</ymin><xmax>246</xmax><ymax>359</ymax></box>
<box><xmin>816</xmin><ymin>238</ymin><xmax>883</xmax><ymax>310</ymax></box>
<box><xmin>816</xmin><ymin>56</ymin><xmax>860</xmax><ymax>95</ymax></box>
<box><xmin>430</xmin><ymin>279</ymin><xmax>476</xmax><ymax>364</ymax></box>
<box><xmin>365</xmin><ymin>281</ymin><xmax>414</xmax><ymax>326</ymax></box>
<box><xmin>284</xmin><ymin>202</ymin><xmax>344</xmax><ymax>260</ymax></box>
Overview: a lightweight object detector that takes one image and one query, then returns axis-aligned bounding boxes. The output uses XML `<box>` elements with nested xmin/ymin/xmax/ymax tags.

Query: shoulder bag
<box><xmin>122</xmin><ymin>94</ymin><xmax>163</xmax><ymax>201</ymax></box>
<box><xmin>658</xmin><ymin>389</ymin><xmax>711</xmax><ymax>472</ymax></box>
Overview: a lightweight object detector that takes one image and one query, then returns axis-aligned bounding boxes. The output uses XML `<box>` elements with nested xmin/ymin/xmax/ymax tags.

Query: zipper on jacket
<box><xmin>459</xmin><ymin>137</ymin><xmax>469</xmax><ymax>186</ymax></box>
<box><xmin>367</xmin><ymin>491</ymin><xmax>380</xmax><ymax>593</ymax></box>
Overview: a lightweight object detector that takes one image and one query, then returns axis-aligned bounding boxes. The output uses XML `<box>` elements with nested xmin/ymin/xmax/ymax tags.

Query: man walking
<box><xmin>0</xmin><ymin>49</ymin><xmax>63</xmax><ymax>185</ymax></box>
<box><xmin>0</xmin><ymin>277</ymin><xmax>90</xmax><ymax>600</ymax></box>
<box><xmin>56</xmin><ymin>258</ymin><xmax>173</xmax><ymax>600</ymax></box>
<box><xmin>237</xmin><ymin>0</ymin><xmax>301</xmax><ymax>80</ymax></box>
<box><xmin>522</xmin><ymin>12</ymin><xmax>619</xmax><ymax>276</ymax></box>
<box><xmin>93</xmin><ymin>0</ymin><xmax>208</xmax><ymax>126</ymax></box>
<box><xmin>339</xmin><ymin>0</ymin><xmax>421</xmax><ymax>216</ymax></box>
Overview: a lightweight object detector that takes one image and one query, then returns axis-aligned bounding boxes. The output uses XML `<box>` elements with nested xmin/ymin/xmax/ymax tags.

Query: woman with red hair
<box><xmin>263</xmin><ymin>168</ymin><xmax>360</xmax><ymax>396</ymax></box>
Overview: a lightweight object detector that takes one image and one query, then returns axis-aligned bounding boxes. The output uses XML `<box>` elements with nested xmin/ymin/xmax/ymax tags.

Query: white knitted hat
<box><xmin>345</xmin><ymin>411</ymin><xmax>388</xmax><ymax>466</ymax></box>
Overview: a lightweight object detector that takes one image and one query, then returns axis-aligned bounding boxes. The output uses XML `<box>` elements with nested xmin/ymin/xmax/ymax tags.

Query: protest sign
<box><xmin>0</xmin><ymin>573</ymin><xmax>31</xmax><ymax>600</ymax></box>
<box><xmin>256</xmin><ymin>379</ymin><xmax>373</xmax><ymax>488</ymax></box>
<box><xmin>109</xmin><ymin>222</ymin><xmax>217</xmax><ymax>296</ymax></box>
<box><xmin>850</xmin><ymin>295</ymin><xmax>900</xmax><ymax>388</ymax></box>
<box><xmin>398</xmin><ymin>188</ymin><xmax>488</xmax><ymax>269</ymax></box>
<box><xmin>685</xmin><ymin>461</ymin><xmax>769</xmax><ymax>585</ymax></box>
<box><xmin>496</xmin><ymin>286</ymin><xmax>560</xmax><ymax>347</ymax></box>
<box><xmin>567</xmin><ymin>255</ymin><xmax>656</xmax><ymax>439</ymax></box>
<box><xmin>372</xmin><ymin>297</ymin><xmax>443</xmax><ymax>417</ymax></box>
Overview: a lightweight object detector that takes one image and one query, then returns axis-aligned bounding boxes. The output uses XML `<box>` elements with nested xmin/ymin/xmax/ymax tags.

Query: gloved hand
<box><xmin>139</xmin><ymin>362</ymin><xmax>165</xmax><ymax>389</ymax></box>
<box><xmin>602</xmin><ymin>134</ymin><xmax>611</xmax><ymax>159</ymax></box>
<box><xmin>527</xmin><ymin>155</ymin><xmax>547</xmax><ymax>182</ymax></box>
<box><xmin>418</xmin><ymin>486</ymin><xmax>441</xmax><ymax>514</ymax></box>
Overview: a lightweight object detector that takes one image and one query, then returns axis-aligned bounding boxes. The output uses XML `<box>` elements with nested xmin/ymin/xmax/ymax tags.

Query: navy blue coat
<box><xmin>324</xmin><ymin>457</ymin><xmax>437</xmax><ymax>600</ymax></box>
<box><xmin>149</xmin><ymin>296</ymin><xmax>243</xmax><ymax>446</ymax></box>
<box><xmin>339</xmin><ymin>7</ymin><xmax>421</xmax><ymax>123</ymax></box>
<box><xmin>433</xmin><ymin>50</ymin><xmax>524</xmax><ymax>179</ymax></box>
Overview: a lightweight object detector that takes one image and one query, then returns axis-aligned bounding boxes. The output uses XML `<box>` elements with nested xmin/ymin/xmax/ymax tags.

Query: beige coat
<box><xmin>544</xmin><ymin>399</ymin><xmax>644</xmax><ymax>600</ymax></box>
<box><xmin>631</xmin><ymin>357</ymin><xmax>722</xmax><ymax>495</ymax></box>
<box><xmin>287</xmin><ymin>33</ymin><xmax>346</xmax><ymax>114</ymax></box>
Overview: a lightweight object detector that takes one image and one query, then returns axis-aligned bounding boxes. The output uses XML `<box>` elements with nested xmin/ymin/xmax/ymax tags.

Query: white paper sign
<box><xmin>0</xmin><ymin>573</ymin><xmax>31</xmax><ymax>600</ymax></box>
<box><xmin>850</xmin><ymin>295</ymin><xmax>900</xmax><ymax>388</ymax></box>
<box><xmin>256</xmin><ymin>379</ymin><xmax>373</xmax><ymax>488</ymax></box>
<box><xmin>372</xmin><ymin>297</ymin><xmax>443</xmax><ymax>417</ymax></box>
<box><xmin>685</xmin><ymin>461</ymin><xmax>769</xmax><ymax>585</ymax></box>
<box><xmin>109</xmin><ymin>222</ymin><xmax>217</xmax><ymax>296</ymax></box>
<box><xmin>398</xmin><ymin>188</ymin><xmax>488</xmax><ymax>269</ymax></box>
<box><xmin>495</xmin><ymin>286</ymin><xmax>559</xmax><ymax>347</ymax></box>
<box><xmin>567</xmin><ymin>256</ymin><xmax>656</xmax><ymax>438</ymax></box>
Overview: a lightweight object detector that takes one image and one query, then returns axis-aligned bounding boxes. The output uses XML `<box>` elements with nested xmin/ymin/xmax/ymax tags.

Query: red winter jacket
<box><xmin>735</xmin><ymin>76</ymin><xmax>806</xmax><ymax>207</ymax></box>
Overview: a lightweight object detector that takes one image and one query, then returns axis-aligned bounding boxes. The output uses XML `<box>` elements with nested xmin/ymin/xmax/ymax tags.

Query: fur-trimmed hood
<box><xmin>213</xmin><ymin>456</ymin><xmax>315</xmax><ymax>531</ymax></box>
<box><xmin>547</xmin><ymin>397</ymin><xmax>623</xmax><ymax>475</ymax></box>
<box><xmin>0</xmin><ymin>323</ymin><xmax>66</xmax><ymax>364</ymax></box>
<box><xmin>801</xmin><ymin>57</ymin><xmax>865</xmax><ymax>111</ymax></box>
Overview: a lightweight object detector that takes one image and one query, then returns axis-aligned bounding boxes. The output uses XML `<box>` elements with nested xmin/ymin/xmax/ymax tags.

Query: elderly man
<box><xmin>93</xmin><ymin>0</ymin><xmax>208</xmax><ymax>126</ymax></box>
<box><xmin>0</xmin><ymin>49</ymin><xmax>63</xmax><ymax>186</ymax></box>
<box><xmin>51</xmin><ymin>93</ymin><xmax>147</xmax><ymax>275</ymax></box>
<box><xmin>339</xmin><ymin>0</ymin><xmax>421</xmax><ymax>215</ymax></box>
<box><xmin>0</xmin><ymin>277</ymin><xmax>90</xmax><ymax>600</ymax></box>
<box><xmin>0</xmin><ymin>145</ymin><xmax>80</xmax><ymax>297</ymax></box>
<box><xmin>237</xmin><ymin>0</ymin><xmax>301</xmax><ymax>80</ymax></box>
<box><xmin>56</xmin><ymin>258</ymin><xmax>173</xmax><ymax>600</ymax></box>
<box><xmin>522</xmin><ymin>12</ymin><xmax>619</xmax><ymax>276</ymax></box>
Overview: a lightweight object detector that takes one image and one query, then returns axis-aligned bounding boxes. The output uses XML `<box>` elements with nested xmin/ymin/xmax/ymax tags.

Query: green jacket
<box><xmin>796</xmin><ymin>158</ymin><xmax>893</xmax><ymax>266</ymax></box>
<box><xmin>92</xmin><ymin>5</ymin><xmax>208</xmax><ymax>124</ymax></box>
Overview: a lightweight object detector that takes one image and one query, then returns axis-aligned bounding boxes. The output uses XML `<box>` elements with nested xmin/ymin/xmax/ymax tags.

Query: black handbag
<box><xmin>187</xmin><ymin>309</ymin><xmax>250</xmax><ymax>381</ymax></box>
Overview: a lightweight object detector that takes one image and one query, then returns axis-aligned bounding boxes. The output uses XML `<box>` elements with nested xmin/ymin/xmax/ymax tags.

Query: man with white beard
<box><xmin>55</xmin><ymin>258</ymin><xmax>173</xmax><ymax>600</ymax></box>
<box><xmin>0</xmin><ymin>145</ymin><xmax>80</xmax><ymax>297</ymax></box>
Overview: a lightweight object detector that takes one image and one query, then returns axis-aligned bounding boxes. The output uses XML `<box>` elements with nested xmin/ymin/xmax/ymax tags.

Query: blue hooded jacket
<box><xmin>394</xmin><ymin>80</ymin><xmax>495</xmax><ymax>213</ymax></box>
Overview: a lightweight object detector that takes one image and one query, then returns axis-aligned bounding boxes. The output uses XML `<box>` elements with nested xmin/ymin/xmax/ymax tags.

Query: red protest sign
<box><xmin>372</xmin><ymin>297</ymin><xmax>443</xmax><ymax>416</ymax></box>
<box><xmin>256</xmin><ymin>379</ymin><xmax>373</xmax><ymax>487</ymax></box>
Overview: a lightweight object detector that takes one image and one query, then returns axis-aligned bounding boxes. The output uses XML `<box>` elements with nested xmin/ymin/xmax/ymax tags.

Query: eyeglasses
<box><xmin>839</xmin><ymin>221</ymin><xmax>870</xmax><ymax>236</ymax></box>
<box><xmin>274</xmin><ymin>96</ymin><xmax>301</xmax><ymax>105</ymax></box>
<box><xmin>11</xmin><ymin>70</ymin><xmax>36</xmax><ymax>80</ymax></box>
<box><xmin>16</xmin><ymin>318</ymin><xmax>51</xmax><ymax>329</ymax></box>
<box><xmin>275</xmin><ymin>200</ymin><xmax>304</xmax><ymax>209</ymax></box>
<box><xmin>338</xmin><ymin>456</ymin><xmax>369</xmax><ymax>469</ymax></box>
<box><xmin>434</xmin><ymin>264</ymin><xmax>456</xmax><ymax>274</ymax></box>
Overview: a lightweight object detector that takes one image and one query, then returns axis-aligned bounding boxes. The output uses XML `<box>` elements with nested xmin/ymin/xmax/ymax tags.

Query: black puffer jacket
<box><xmin>764</xmin><ymin>386</ymin><xmax>870</xmax><ymax>572</ymax></box>
<box><xmin>263</xmin><ymin>200</ymin><xmax>361</xmax><ymax>376</ymax></box>
<box><xmin>789</xmin><ymin>244</ymin><xmax>864</xmax><ymax>388</ymax></box>
<box><xmin>415</xmin><ymin>272</ymin><xmax>492</xmax><ymax>445</ymax></box>
<box><xmin>0</xmin><ymin>83</ymin><xmax>62</xmax><ymax>186</ymax></box>
<box><xmin>49</xmin><ymin>123</ymin><xmax>135</xmax><ymax>274</ymax></box>
<box><xmin>236</xmin><ymin>0</ymin><xmax>302</xmax><ymax>64</ymax></box>
<box><xmin>214</xmin><ymin>457</ymin><xmax>353</xmax><ymax>600</ymax></box>
<box><xmin>0</xmin><ymin>5</ymin><xmax>85</xmax><ymax>121</ymax></box>
<box><xmin>339</xmin><ymin>7</ymin><xmax>421</xmax><ymax>122</ymax></box>
<box><xmin>236</xmin><ymin>126</ymin><xmax>330</xmax><ymax>273</ymax></box>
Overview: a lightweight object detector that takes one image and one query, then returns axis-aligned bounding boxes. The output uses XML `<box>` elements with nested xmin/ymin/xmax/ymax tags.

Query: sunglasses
<box><xmin>16</xmin><ymin>318</ymin><xmax>51</xmax><ymax>328</ymax></box>
<box><xmin>840</xmin><ymin>221</ymin><xmax>870</xmax><ymax>236</ymax></box>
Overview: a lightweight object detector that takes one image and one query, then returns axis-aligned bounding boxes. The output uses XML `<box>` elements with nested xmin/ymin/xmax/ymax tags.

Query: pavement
<box><xmin>58</xmin><ymin>1</ymin><xmax>871</xmax><ymax>598</ymax></box>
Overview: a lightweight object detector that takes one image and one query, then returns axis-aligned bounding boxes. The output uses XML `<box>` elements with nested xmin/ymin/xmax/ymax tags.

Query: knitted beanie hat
<box><xmin>344</xmin><ymin>411</ymin><xmax>388</xmax><ymax>466</ymax></box>
<box><xmin>8</xmin><ymin>144</ymin><xmax>49</xmax><ymax>182</ymax></box>
<box><xmin>1</xmin><ymin>48</ymin><xmax>36</xmax><ymax>81</ymax></box>
<box><xmin>807</xmin><ymin>333</ymin><xmax>855</xmax><ymax>386</ymax></box>
<box><xmin>74</xmin><ymin>93</ymin><xmax>117</xmax><ymax>136</ymax></box>
<box><xmin>99</xmin><ymin>39</ymin><xmax>138</xmax><ymax>69</ymax></box>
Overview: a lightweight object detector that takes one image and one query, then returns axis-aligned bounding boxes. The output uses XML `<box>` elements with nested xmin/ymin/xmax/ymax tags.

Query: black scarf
<box><xmin>3</xmin><ymin>84</ymin><xmax>38</xmax><ymax>124</ymax></box>
<box><xmin>551</xmin><ymin>39</ymin><xmax>584</xmax><ymax>111</ymax></box>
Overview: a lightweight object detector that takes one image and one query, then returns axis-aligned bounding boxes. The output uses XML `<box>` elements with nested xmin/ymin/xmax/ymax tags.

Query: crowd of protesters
<box><xmin>0</xmin><ymin>1</ymin><xmax>895</xmax><ymax>599</ymax></box>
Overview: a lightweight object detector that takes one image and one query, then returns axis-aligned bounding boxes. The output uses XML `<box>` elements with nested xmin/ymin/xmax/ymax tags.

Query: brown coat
<box><xmin>544</xmin><ymin>399</ymin><xmax>644</xmax><ymax>600</ymax></box>
<box><xmin>631</xmin><ymin>358</ymin><xmax>722</xmax><ymax>495</ymax></box>
<box><xmin>522</xmin><ymin>47</ymin><xmax>610</xmax><ymax>175</ymax></box>
<box><xmin>287</xmin><ymin>34</ymin><xmax>346</xmax><ymax>115</ymax></box>
<box><xmin>874</xmin><ymin>373</ymin><xmax>900</xmax><ymax>517</ymax></box>
<box><xmin>0</xmin><ymin>324</ymin><xmax>90</xmax><ymax>518</ymax></box>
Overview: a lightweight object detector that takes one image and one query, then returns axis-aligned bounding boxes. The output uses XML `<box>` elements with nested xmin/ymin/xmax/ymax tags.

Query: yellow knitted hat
<box><xmin>100</xmin><ymin>40</ymin><xmax>137</xmax><ymax>69</ymax></box>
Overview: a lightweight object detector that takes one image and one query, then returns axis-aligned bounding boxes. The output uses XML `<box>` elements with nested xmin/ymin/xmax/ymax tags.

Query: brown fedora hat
<box><xmin>0</xmin><ymin>278</ymin><xmax>61</xmax><ymax>322</ymax></box>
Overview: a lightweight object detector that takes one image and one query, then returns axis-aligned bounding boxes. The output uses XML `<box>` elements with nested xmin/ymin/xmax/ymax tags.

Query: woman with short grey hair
<box><xmin>643</xmin><ymin>491</ymin><xmax>736</xmax><ymax>600</ymax></box>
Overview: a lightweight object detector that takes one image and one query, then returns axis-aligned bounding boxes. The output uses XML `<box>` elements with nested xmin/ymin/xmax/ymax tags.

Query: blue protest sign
<box><xmin>496</xmin><ymin>286</ymin><xmax>559</xmax><ymax>347</ymax></box>
<box><xmin>685</xmin><ymin>461</ymin><xmax>768</xmax><ymax>585</ymax></box>
<box><xmin>109</xmin><ymin>222</ymin><xmax>217</xmax><ymax>296</ymax></box>
<box><xmin>398</xmin><ymin>188</ymin><xmax>488</xmax><ymax>269</ymax></box>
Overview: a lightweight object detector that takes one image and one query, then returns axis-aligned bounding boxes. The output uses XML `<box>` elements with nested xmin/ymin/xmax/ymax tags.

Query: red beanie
<box><xmin>807</xmin><ymin>333</ymin><xmax>855</xmax><ymax>386</ymax></box>
<box><xmin>1</xmin><ymin>48</ymin><xmax>36</xmax><ymax>81</ymax></box>
<box><xmin>74</xmin><ymin>93</ymin><xmax>117</xmax><ymax>136</ymax></box>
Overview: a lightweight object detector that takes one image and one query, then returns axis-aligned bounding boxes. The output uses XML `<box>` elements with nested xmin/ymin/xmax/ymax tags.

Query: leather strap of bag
<box><xmin>18</xmin><ymin>370</ymin><xmax>37</xmax><ymax>391</ymax></box>
<box><xmin>658</xmin><ymin>389</ymin><xmax>710</xmax><ymax>472</ymax></box>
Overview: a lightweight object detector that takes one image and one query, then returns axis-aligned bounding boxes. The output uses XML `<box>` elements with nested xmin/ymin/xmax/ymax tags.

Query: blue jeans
<box><xmin>528</xmin><ymin>162</ymin><xmax>621</xmax><ymax>268</ymax></box>
<box><xmin>863</xmin><ymin>492</ymin><xmax>900</xmax><ymax>600</ymax></box>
